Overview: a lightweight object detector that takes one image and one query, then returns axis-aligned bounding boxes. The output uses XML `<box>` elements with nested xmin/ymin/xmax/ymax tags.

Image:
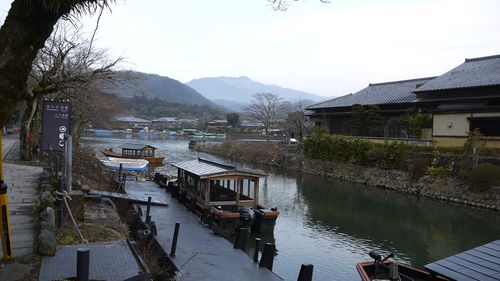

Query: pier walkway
<box><xmin>126</xmin><ymin>181</ymin><xmax>283</xmax><ymax>281</ymax></box>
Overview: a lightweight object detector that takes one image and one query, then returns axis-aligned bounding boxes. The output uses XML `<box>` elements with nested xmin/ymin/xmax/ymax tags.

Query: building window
<box><xmin>470</xmin><ymin>118</ymin><xmax>500</xmax><ymax>137</ymax></box>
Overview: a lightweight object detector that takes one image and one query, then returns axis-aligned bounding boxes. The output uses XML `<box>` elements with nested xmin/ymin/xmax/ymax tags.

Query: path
<box><xmin>0</xmin><ymin>134</ymin><xmax>42</xmax><ymax>281</ymax></box>
<box><xmin>126</xmin><ymin>181</ymin><xmax>283</xmax><ymax>281</ymax></box>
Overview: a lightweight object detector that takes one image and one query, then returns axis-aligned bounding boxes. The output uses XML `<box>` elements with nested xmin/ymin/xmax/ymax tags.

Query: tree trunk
<box><xmin>19</xmin><ymin>95</ymin><xmax>41</xmax><ymax>160</ymax></box>
<box><xmin>0</xmin><ymin>0</ymin><xmax>73</xmax><ymax>128</ymax></box>
<box><xmin>264</xmin><ymin>127</ymin><xmax>270</xmax><ymax>142</ymax></box>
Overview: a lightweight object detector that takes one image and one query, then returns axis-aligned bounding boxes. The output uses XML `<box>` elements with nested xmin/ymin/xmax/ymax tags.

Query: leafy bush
<box><xmin>426</xmin><ymin>166</ymin><xmax>448</xmax><ymax>178</ymax></box>
<box><xmin>304</xmin><ymin>132</ymin><xmax>409</xmax><ymax>170</ymax></box>
<box><xmin>466</xmin><ymin>164</ymin><xmax>500</xmax><ymax>192</ymax></box>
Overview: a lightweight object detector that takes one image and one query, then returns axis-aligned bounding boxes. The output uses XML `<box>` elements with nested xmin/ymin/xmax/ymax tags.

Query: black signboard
<box><xmin>41</xmin><ymin>101</ymin><xmax>71</xmax><ymax>151</ymax></box>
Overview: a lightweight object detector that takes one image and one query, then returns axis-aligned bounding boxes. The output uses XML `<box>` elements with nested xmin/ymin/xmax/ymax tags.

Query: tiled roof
<box><xmin>119</xmin><ymin>143</ymin><xmax>157</xmax><ymax>150</ymax></box>
<box><xmin>307</xmin><ymin>77</ymin><xmax>436</xmax><ymax>109</ymax></box>
<box><xmin>415</xmin><ymin>54</ymin><xmax>500</xmax><ymax>93</ymax></box>
<box><xmin>171</xmin><ymin>158</ymin><xmax>265</xmax><ymax>179</ymax></box>
<box><xmin>114</xmin><ymin>115</ymin><xmax>151</xmax><ymax>123</ymax></box>
<box><xmin>152</xmin><ymin>117</ymin><xmax>178</xmax><ymax>122</ymax></box>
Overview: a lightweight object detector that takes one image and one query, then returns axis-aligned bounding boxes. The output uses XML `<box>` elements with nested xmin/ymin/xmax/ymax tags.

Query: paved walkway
<box><xmin>0</xmin><ymin>134</ymin><xmax>42</xmax><ymax>281</ymax></box>
<box><xmin>126</xmin><ymin>181</ymin><xmax>284</xmax><ymax>281</ymax></box>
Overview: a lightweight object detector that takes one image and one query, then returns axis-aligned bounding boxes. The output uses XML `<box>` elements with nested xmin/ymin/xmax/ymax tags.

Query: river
<box><xmin>83</xmin><ymin>135</ymin><xmax>500</xmax><ymax>281</ymax></box>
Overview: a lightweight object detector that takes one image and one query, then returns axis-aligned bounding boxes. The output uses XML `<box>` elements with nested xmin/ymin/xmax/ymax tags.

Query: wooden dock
<box><xmin>126</xmin><ymin>181</ymin><xmax>284</xmax><ymax>281</ymax></box>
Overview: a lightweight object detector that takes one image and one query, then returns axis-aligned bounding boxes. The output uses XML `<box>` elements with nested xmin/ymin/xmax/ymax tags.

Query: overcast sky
<box><xmin>1</xmin><ymin>0</ymin><xmax>500</xmax><ymax>97</ymax></box>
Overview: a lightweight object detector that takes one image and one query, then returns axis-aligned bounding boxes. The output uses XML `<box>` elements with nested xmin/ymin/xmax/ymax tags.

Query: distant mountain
<box><xmin>212</xmin><ymin>99</ymin><xmax>248</xmax><ymax>112</ymax></box>
<box><xmin>106</xmin><ymin>71</ymin><xmax>215</xmax><ymax>106</ymax></box>
<box><xmin>187</xmin><ymin>76</ymin><xmax>323</xmax><ymax>106</ymax></box>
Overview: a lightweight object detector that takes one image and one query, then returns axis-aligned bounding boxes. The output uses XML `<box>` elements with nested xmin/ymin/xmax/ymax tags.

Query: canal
<box><xmin>83</xmin><ymin>136</ymin><xmax>500</xmax><ymax>281</ymax></box>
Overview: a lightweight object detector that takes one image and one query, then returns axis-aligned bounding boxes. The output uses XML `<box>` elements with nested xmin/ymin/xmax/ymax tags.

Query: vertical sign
<box><xmin>41</xmin><ymin>101</ymin><xmax>71</xmax><ymax>151</ymax></box>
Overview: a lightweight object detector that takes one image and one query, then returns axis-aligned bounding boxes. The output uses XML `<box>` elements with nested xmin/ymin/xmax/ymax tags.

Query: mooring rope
<box><xmin>54</xmin><ymin>190</ymin><xmax>88</xmax><ymax>244</ymax></box>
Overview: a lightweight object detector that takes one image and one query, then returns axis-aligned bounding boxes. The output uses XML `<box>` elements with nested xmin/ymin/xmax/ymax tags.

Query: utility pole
<box><xmin>0</xmin><ymin>131</ymin><xmax>14</xmax><ymax>261</ymax></box>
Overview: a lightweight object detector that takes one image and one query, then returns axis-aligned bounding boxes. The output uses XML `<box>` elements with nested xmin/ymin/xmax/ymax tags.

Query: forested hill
<box><xmin>108</xmin><ymin>71</ymin><xmax>215</xmax><ymax>106</ymax></box>
<box><xmin>116</xmin><ymin>95</ymin><xmax>225</xmax><ymax>120</ymax></box>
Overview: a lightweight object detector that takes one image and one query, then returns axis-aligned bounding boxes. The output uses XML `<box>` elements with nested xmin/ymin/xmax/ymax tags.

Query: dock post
<box><xmin>259</xmin><ymin>243</ymin><xmax>275</xmax><ymax>271</ymax></box>
<box><xmin>145</xmin><ymin>197</ymin><xmax>152</xmax><ymax>225</ymax></box>
<box><xmin>76</xmin><ymin>248</ymin><xmax>90</xmax><ymax>281</ymax></box>
<box><xmin>253</xmin><ymin>238</ymin><xmax>261</xmax><ymax>262</ymax></box>
<box><xmin>233</xmin><ymin>228</ymin><xmax>249</xmax><ymax>251</ymax></box>
<box><xmin>170</xmin><ymin>222</ymin><xmax>180</xmax><ymax>257</ymax></box>
<box><xmin>297</xmin><ymin>264</ymin><xmax>314</xmax><ymax>281</ymax></box>
<box><xmin>57</xmin><ymin>175</ymin><xmax>64</xmax><ymax>228</ymax></box>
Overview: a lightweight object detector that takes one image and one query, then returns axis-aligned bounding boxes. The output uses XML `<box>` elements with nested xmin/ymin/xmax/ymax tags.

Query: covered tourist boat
<box><xmin>101</xmin><ymin>143</ymin><xmax>164</xmax><ymax>165</ymax></box>
<box><xmin>166</xmin><ymin>158</ymin><xmax>279</xmax><ymax>237</ymax></box>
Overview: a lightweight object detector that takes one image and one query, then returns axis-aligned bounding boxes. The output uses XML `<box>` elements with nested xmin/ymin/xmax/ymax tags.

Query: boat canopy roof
<box><xmin>119</xmin><ymin>143</ymin><xmax>157</xmax><ymax>150</ymax></box>
<box><xmin>172</xmin><ymin>158</ymin><xmax>267</xmax><ymax>179</ymax></box>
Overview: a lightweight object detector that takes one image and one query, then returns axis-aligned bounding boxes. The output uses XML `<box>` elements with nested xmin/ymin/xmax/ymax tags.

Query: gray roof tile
<box><xmin>172</xmin><ymin>158</ymin><xmax>265</xmax><ymax>179</ymax></box>
<box><xmin>307</xmin><ymin>77</ymin><xmax>436</xmax><ymax>109</ymax></box>
<box><xmin>119</xmin><ymin>143</ymin><xmax>157</xmax><ymax>150</ymax></box>
<box><xmin>415</xmin><ymin>54</ymin><xmax>500</xmax><ymax>93</ymax></box>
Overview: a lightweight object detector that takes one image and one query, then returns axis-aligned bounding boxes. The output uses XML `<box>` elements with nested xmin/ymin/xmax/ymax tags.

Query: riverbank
<box><xmin>196</xmin><ymin>140</ymin><xmax>500</xmax><ymax>211</ymax></box>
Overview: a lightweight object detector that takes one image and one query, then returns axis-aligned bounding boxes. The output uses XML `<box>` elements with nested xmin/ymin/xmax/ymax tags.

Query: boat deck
<box><xmin>126</xmin><ymin>181</ymin><xmax>283</xmax><ymax>281</ymax></box>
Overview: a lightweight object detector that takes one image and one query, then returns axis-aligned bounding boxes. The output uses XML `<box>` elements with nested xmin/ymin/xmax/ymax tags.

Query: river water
<box><xmin>83</xmin><ymin>136</ymin><xmax>500</xmax><ymax>281</ymax></box>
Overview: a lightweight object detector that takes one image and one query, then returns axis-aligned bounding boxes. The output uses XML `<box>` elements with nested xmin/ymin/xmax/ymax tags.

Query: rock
<box><xmin>40</xmin><ymin>207</ymin><xmax>56</xmax><ymax>230</ymax></box>
<box><xmin>40</xmin><ymin>191</ymin><xmax>56</xmax><ymax>209</ymax></box>
<box><xmin>39</xmin><ymin>182</ymin><xmax>53</xmax><ymax>191</ymax></box>
<box><xmin>38</xmin><ymin>229</ymin><xmax>56</xmax><ymax>256</ymax></box>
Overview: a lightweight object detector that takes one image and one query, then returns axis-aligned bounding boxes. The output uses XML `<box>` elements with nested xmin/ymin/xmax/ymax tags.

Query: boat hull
<box><xmin>356</xmin><ymin>260</ymin><xmax>449</xmax><ymax>281</ymax></box>
<box><xmin>254</xmin><ymin>208</ymin><xmax>279</xmax><ymax>232</ymax></box>
<box><xmin>101</xmin><ymin>149</ymin><xmax>165</xmax><ymax>165</ymax></box>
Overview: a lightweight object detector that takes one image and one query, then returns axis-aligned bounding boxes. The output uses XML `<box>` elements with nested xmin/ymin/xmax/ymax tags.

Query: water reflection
<box><xmin>83</xmin><ymin>136</ymin><xmax>500</xmax><ymax>281</ymax></box>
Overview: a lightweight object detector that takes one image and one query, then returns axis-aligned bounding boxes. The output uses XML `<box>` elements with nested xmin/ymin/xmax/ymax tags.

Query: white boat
<box><xmin>101</xmin><ymin>157</ymin><xmax>149</xmax><ymax>171</ymax></box>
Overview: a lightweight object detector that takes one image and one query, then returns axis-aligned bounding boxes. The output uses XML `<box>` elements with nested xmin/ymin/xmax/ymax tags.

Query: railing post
<box><xmin>297</xmin><ymin>264</ymin><xmax>314</xmax><ymax>281</ymax></box>
<box><xmin>259</xmin><ymin>243</ymin><xmax>276</xmax><ymax>271</ymax></box>
<box><xmin>170</xmin><ymin>222</ymin><xmax>180</xmax><ymax>257</ymax></box>
<box><xmin>233</xmin><ymin>227</ymin><xmax>249</xmax><ymax>251</ymax></box>
<box><xmin>76</xmin><ymin>248</ymin><xmax>90</xmax><ymax>281</ymax></box>
<box><xmin>145</xmin><ymin>196</ymin><xmax>152</xmax><ymax>225</ymax></box>
<box><xmin>253</xmin><ymin>238</ymin><xmax>261</xmax><ymax>263</ymax></box>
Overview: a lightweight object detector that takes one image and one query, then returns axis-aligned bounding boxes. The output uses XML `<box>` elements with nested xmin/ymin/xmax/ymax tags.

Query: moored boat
<box><xmin>161</xmin><ymin>158</ymin><xmax>279</xmax><ymax>237</ymax></box>
<box><xmin>100</xmin><ymin>157</ymin><xmax>149</xmax><ymax>172</ymax></box>
<box><xmin>101</xmin><ymin>143</ymin><xmax>165</xmax><ymax>165</ymax></box>
<box><xmin>357</xmin><ymin>251</ymin><xmax>449</xmax><ymax>281</ymax></box>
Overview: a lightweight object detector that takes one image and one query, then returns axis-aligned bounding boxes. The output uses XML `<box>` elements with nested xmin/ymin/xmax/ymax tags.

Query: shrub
<box><xmin>466</xmin><ymin>163</ymin><xmax>500</xmax><ymax>192</ymax></box>
<box><xmin>426</xmin><ymin>166</ymin><xmax>448</xmax><ymax>178</ymax></box>
<box><xmin>407</xmin><ymin>158</ymin><xmax>431</xmax><ymax>181</ymax></box>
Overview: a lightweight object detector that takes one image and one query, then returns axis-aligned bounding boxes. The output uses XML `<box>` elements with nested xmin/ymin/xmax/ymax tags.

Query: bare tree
<box><xmin>282</xmin><ymin>100</ymin><xmax>313</xmax><ymax>141</ymax></box>
<box><xmin>19</xmin><ymin>23</ymin><xmax>122</xmax><ymax>160</ymax></box>
<box><xmin>245</xmin><ymin>93</ymin><xmax>283</xmax><ymax>142</ymax></box>
<box><xmin>269</xmin><ymin>0</ymin><xmax>330</xmax><ymax>11</ymax></box>
<box><xmin>0</xmin><ymin>0</ymin><xmax>114</xmax><ymax>129</ymax></box>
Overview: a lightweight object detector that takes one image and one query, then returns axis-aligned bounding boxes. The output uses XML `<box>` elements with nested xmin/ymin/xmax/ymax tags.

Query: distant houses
<box><xmin>114</xmin><ymin>115</ymin><xmax>151</xmax><ymax>129</ymax></box>
<box><xmin>306</xmin><ymin>54</ymin><xmax>500</xmax><ymax>148</ymax></box>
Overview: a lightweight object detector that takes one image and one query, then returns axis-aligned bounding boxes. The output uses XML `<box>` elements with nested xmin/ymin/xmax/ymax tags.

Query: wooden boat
<box><xmin>165</xmin><ymin>158</ymin><xmax>280</xmax><ymax>237</ymax></box>
<box><xmin>100</xmin><ymin>157</ymin><xmax>148</xmax><ymax>172</ymax></box>
<box><xmin>101</xmin><ymin>143</ymin><xmax>164</xmax><ymax>165</ymax></box>
<box><xmin>357</xmin><ymin>252</ymin><xmax>449</xmax><ymax>281</ymax></box>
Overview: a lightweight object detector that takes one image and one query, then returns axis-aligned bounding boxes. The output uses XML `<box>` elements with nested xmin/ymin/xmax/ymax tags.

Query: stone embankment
<box><xmin>196</xmin><ymin>141</ymin><xmax>499</xmax><ymax>211</ymax></box>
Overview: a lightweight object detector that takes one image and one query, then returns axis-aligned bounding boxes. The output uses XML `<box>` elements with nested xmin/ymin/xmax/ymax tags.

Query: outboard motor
<box><xmin>239</xmin><ymin>207</ymin><xmax>255</xmax><ymax>228</ymax></box>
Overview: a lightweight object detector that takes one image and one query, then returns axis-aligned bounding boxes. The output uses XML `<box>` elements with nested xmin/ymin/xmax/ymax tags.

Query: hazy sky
<box><xmin>1</xmin><ymin>0</ymin><xmax>500</xmax><ymax>97</ymax></box>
